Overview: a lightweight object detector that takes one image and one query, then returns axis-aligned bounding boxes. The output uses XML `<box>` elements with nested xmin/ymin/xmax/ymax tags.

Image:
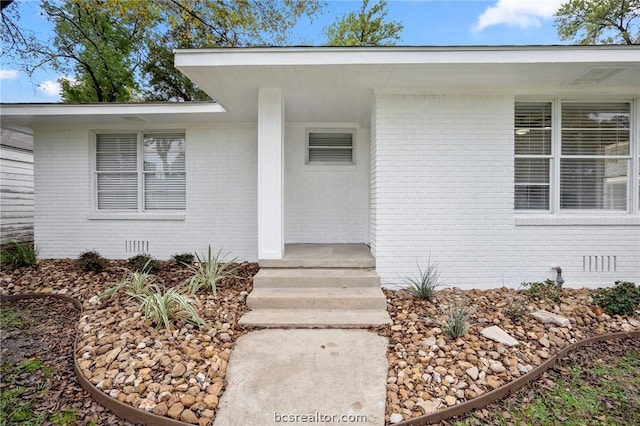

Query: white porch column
<box><xmin>257</xmin><ymin>88</ymin><xmax>285</xmax><ymax>259</ymax></box>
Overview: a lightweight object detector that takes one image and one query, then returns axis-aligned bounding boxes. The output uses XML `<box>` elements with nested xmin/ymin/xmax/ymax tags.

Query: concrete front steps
<box><xmin>240</xmin><ymin>246</ymin><xmax>391</xmax><ymax>328</ymax></box>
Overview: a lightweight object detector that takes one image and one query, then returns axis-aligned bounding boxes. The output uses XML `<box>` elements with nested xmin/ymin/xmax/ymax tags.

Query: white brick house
<box><xmin>2</xmin><ymin>46</ymin><xmax>639</xmax><ymax>289</ymax></box>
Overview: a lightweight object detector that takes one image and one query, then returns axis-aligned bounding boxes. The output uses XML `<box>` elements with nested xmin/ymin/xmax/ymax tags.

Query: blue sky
<box><xmin>0</xmin><ymin>0</ymin><xmax>566</xmax><ymax>103</ymax></box>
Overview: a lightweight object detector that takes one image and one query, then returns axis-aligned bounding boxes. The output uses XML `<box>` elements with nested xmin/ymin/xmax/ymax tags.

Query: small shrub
<box><xmin>404</xmin><ymin>256</ymin><xmax>442</xmax><ymax>301</ymax></box>
<box><xmin>181</xmin><ymin>246</ymin><xmax>241</xmax><ymax>297</ymax></box>
<box><xmin>437</xmin><ymin>299</ymin><xmax>476</xmax><ymax>338</ymax></box>
<box><xmin>127</xmin><ymin>253</ymin><xmax>160</xmax><ymax>274</ymax></box>
<box><xmin>0</xmin><ymin>241</ymin><xmax>38</xmax><ymax>269</ymax></box>
<box><xmin>522</xmin><ymin>279</ymin><xmax>563</xmax><ymax>303</ymax></box>
<box><xmin>76</xmin><ymin>250</ymin><xmax>106</xmax><ymax>272</ymax></box>
<box><xmin>171</xmin><ymin>252</ymin><xmax>195</xmax><ymax>266</ymax></box>
<box><xmin>504</xmin><ymin>295</ymin><xmax>529</xmax><ymax>323</ymax></box>
<box><xmin>592</xmin><ymin>281</ymin><xmax>640</xmax><ymax>316</ymax></box>
<box><xmin>100</xmin><ymin>270</ymin><xmax>153</xmax><ymax>300</ymax></box>
<box><xmin>132</xmin><ymin>284</ymin><xmax>204</xmax><ymax>330</ymax></box>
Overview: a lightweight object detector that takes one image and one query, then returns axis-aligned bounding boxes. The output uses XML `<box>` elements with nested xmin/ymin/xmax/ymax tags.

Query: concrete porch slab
<box><xmin>259</xmin><ymin>243</ymin><xmax>375</xmax><ymax>268</ymax></box>
<box><xmin>239</xmin><ymin>309</ymin><xmax>392</xmax><ymax>328</ymax></box>
<box><xmin>213</xmin><ymin>329</ymin><xmax>388</xmax><ymax>426</ymax></box>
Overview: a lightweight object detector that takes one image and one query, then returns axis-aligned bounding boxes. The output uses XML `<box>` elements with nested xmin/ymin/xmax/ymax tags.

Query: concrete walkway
<box><xmin>213</xmin><ymin>329</ymin><xmax>389</xmax><ymax>426</ymax></box>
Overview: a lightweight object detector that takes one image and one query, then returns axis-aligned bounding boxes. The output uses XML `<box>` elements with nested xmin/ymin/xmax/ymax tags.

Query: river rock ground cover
<box><xmin>1</xmin><ymin>260</ymin><xmax>638</xmax><ymax>425</ymax></box>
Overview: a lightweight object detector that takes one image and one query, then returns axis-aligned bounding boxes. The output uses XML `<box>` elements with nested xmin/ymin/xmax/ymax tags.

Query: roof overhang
<box><xmin>175</xmin><ymin>45</ymin><xmax>640</xmax><ymax>124</ymax></box>
<box><xmin>0</xmin><ymin>102</ymin><xmax>225</xmax><ymax>133</ymax></box>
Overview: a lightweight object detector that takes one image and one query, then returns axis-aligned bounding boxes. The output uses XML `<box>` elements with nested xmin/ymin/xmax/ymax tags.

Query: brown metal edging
<box><xmin>1</xmin><ymin>293</ymin><xmax>191</xmax><ymax>426</ymax></box>
<box><xmin>393</xmin><ymin>330</ymin><xmax>640</xmax><ymax>426</ymax></box>
<box><xmin>3</xmin><ymin>294</ymin><xmax>638</xmax><ymax>426</ymax></box>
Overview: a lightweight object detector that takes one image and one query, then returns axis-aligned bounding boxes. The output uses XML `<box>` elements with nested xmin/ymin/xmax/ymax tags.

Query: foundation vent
<box><xmin>125</xmin><ymin>240</ymin><xmax>149</xmax><ymax>253</ymax></box>
<box><xmin>583</xmin><ymin>255</ymin><xmax>617</xmax><ymax>272</ymax></box>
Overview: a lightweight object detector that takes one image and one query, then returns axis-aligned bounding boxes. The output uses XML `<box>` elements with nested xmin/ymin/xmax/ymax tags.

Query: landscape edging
<box><xmin>1</xmin><ymin>293</ymin><xmax>192</xmax><ymax>426</ymax></box>
<box><xmin>393</xmin><ymin>329</ymin><xmax>640</xmax><ymax>426</ymax></box>
<box><xmin>2</xmin><ymin>294</ymin><xmax>638</xmax><ymax>426</ymax></box>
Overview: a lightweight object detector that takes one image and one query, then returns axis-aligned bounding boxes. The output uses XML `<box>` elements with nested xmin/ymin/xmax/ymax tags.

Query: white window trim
<box><xmin>89</xmin><ymin>130</ymin><xmax>186</xmax><ymax>219</ymax></box>
<box><xmin>516</xmin><ymin>98</ymin><xmax>640</xmax><ymax>225</ymax></box>
<box><xmin>305</xmin><ymin>127</ymin><xmax>356</xmax><ymax>166</ymax></box>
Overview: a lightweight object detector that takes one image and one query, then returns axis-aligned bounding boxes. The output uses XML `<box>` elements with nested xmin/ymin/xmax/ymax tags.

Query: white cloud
<box><xmin>473</xmin><ymin>0</ymin><xmax>564</xmax><ymax>33</ymax></box>
<box><xmin>37</xmin><ymin>77</ymin><xmax>76</xmax><ymax>98</ymax></box>
<box><xmin>37</xmin><ymin>80</ymin><xmax>62</xmax><ymax>97</ymax></box>
<box><xmin>0</xmin><ymin>70</ymin><xmax>19</xmax><ymax>80</ymax></box>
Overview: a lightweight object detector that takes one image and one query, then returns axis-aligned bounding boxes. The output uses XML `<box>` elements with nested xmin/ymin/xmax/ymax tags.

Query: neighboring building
<box><xmin>0</xmin><ymin>128</ymin><xmax>34</xmax><ymax>244</ymax></box>
<box><xmin>1</xmin><ymin>46</ymin><xmax>639</xmax><ymax>289</ymax></box>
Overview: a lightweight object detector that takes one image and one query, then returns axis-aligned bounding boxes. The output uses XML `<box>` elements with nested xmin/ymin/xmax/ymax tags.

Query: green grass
<box><xmin>0</xmin><ymin>306</ymin><xmax>21</xmax><ymax>328</ymax></box>
<box><xmin>0</xmin><ymin>358</ymin><xmax>73</xmax><ymax>425</ymax></box>
<box><xmin>453</xmin><ymin>347</ymin><xmax>640</xmax><ymax>426</ymax></box>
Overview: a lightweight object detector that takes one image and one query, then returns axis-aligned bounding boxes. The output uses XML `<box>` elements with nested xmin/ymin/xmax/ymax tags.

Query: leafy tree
<box><xmin>555</xmin><ymin>0</ymin><xmax>640</xmax><ymax>44</ymax></box>
<box><xmin>324</xmin><ymin>0</ymin><xmax>403</xmax><ymax>46</ymax></box>
<box><xmin>1</xmin><ymin>0</ymin><xmax>323</xmax><ymax>102</ymax></box>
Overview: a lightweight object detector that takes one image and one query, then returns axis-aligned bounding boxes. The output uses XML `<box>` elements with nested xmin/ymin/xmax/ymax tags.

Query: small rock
<box><xmin>466</xmin><ymin>366</ymin><xmax>479</xmax><ymax>380</ymax></box>
<box><xmin>203</xmin><ymin>394</ymin><xmax>218</xmax><ymax>409</ymax></box>
<box><xmin>417</xmin><ymin>400</ymin><xmax>439</xmax><ymax>414</ymax></box>
<box><xmin>481</xmin><ymin>326</ymin><xmax>519</xmax><ymax>347</ymax></box>
<box><xmin>530</xmin><ymin>310</ymin><xmax>570</xmax><ymax>327</ymax></box>
<box><xmin>181</xmin><ymin>394</ymin><xmax>196</xmax><ymax>408</ymax></box>
<box><xmin>172</xmin><ymin>362</ymin><xmax>187</xmax><ymax>377</ymax></box>
<box><xmin>539</xmin><ymin>336</ymin><xmax>550</xmax><ymax>348</ymax></box>
<box><xmin>181</xmin><ymin>409</ymin><xmax>199</xmax><ymax>424</ymax></box>
<box><xmin>167</xmin><ymin>402</ymin><xmax>184</xmax><ymax>420</ymax></box>
<box><xmin>105</xmin><ymin>347</ymin><xmax>121</xmax><ymax>364</ymax></box>
<box><xmin>445</xmin><ymin>395</ymin><xmax>457</xmax><ymax>406</ymax></box>
<box><xmin>422</xmin><ymin>336</ymin><xmax>436</xmax><ymax>347</ymax></box>
<box><xmin>153</xmin><ymin>402</ymin><xmax>168</xmax><ymax>416</ymax></box>
<box><xmin>390</xmin><ymin>413</ymin><xmax>404</xmax><ymax>424</ymax></box>
<box><xmin>489</xmin><ymin>362</ymin><xmax>506</xmax><ymax>374</ymax></box>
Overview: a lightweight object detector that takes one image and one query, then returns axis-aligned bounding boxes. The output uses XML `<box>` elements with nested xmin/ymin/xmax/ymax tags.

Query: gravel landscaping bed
<box><xmin>2</xmin><ymin>260</ymin><xmax>639</xmax><ymax>426</ymax></box>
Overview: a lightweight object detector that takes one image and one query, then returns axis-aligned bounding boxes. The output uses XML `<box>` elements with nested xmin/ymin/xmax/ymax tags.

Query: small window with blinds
<box><xmin>514</xmin><ymin>102</ymin><xmax>552</xmax><ymax>210</ymax></box>
<box><xmin>307</xmin><ymin>131</ymin><xmax>354</xmax><ymax>164</ymax></box>
<box><xmin>560</xmin><ymin>102</ymin><xmax>630</xmax><ymax>210</ymax></box>
<box><xmin>95</xmin><ymin>132</ymin><xmax>186</xmax><ymax>211</ymax></box>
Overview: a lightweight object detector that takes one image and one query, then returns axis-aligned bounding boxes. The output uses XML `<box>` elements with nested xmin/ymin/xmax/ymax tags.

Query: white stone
<box><xmin>390</xmin><ymin>413</ymin><xmax>404</xmax><ymax>424</ymax></box>
<box><xmin>422</xmin><ymin>336</ymin><xmax>437</xmax><ymax>347</ymax></box>
<box><xmin>466</xmin><ymin>366</ymin><xmax>479</xmax><ymax>380</ymax></box>
<box><xmin>530</xmin><ymin>310</ymin><xmax>570</xmax><ymax>327</ymax></box>
<box><xmin>481</xmin><ymin>326</ymin><xmax>519</xmax><ymax>346</ymax></box>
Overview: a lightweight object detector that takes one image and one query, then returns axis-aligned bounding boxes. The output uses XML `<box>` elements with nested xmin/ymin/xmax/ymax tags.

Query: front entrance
<box><xmin>283</xmin><ymin>126</ymin><xmax>370</xmax><ymax>244</ymax></box>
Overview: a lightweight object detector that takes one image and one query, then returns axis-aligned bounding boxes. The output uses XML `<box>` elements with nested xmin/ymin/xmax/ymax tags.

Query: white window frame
<box><xmin>305</xmin><ymin>128</ymin><xmax>356</xmax><ymax>166</ymax></box>
<box><xmin>515</xmin><ymin>98</ymin><xmax>640</xmax><ymax>220</ymax></box>
<box><xmin>89</xmin><ymin>130</ymin><xmax>186</xmax><ymax>220</ymax></box>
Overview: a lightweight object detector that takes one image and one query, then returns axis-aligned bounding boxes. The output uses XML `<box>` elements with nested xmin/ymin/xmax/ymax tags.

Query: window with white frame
<box><xmin>514</xmin><ymin>101</ymin><xmax>635</xmax><ymax>212</ymax></box>
<box><xmin>306</xmin><ymin>130</ymin><xmax>354</xmax><ymax>164</ymax></box>
<box><xmin>95</xmin><ymin>132</ymin><xmax>185</xmax><ymax>211</ymax></box>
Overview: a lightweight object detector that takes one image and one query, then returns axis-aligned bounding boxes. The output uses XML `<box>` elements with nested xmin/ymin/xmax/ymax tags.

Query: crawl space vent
<box><xmin>583</xmin><ymin>255</ymin><xmax>617</xmax><ymax>272</ymax></box>
<box><xmin>125</xmin><ymin>240</ymin><xmax>149</xmax><ymax>253</ymax></box>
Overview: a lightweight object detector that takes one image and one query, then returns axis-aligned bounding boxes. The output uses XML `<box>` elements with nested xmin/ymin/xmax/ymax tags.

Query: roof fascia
<box><xmin>175</xmin><ymin>46</ymin><xmax>640</xmax><ymax>67</ymax></box>
<box><xmin>0</xmin><ymin>102</ymin><xmax>226</xmax><ymax>117</ymax></box>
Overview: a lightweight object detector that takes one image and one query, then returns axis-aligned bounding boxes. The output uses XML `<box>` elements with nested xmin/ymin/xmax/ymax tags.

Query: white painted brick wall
<box><xmin>33</xmin><ymin>126</ymin><xmax>258</xmax><ymax>261</ymax></box>
<box><xmin>372</xmin><ymin>94</ymin><xmax>640</xmax><ymax>289</ymax></box>
<box><xmin>284</xmin><ymin>126</ymin><xmax>369</xmax><ymax>243</ymax></box>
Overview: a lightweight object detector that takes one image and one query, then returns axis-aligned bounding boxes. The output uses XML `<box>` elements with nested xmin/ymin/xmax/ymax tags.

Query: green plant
<box><xmin>504</xmin><ymin>295</ymin><xmax>529</xmax><ymax>323</ymax></box>
<box><xmin>522</xmin><ymin>279</ymin><xmax>563</xmax><ymax>303</ymax></box>
<box><xmin>0</xmin><ymin>241</ymin><xmax>38</xmax><ymax>269</ymax></box>
<box><xmin>17</xmin><ymin>359</ymin><xmax>52</xmax><ymax>376</ymax></box>
<box><xmin>50</xmin><ymin>410</ymin><xmax>78</xmax><ymax>426</ymax></box>
<box><xmin>100</xmin><ymin>270</ymin><xmax>153</xmax><ymax>300</ymax></box>
<box><xmin>127</xmin><ymin>253</ymin><xmax>160</xmax><ymax>274</ymax></box>
<box><xmin>131</xmin><ymin>284</ymin><xmax>204</xmax><ymax>330</ymax></box>
<box><xmin>592</xmin><ymin>281</ymin><xmax>640</xmax><ymax>316</ymax></box>
<box><xmin>181</xmin><ymin>246</ymin><xmax>241</xmax><ymax>297</ymax></box>
<box><xmin>404</xmin><ymin>256</ymin><xmax>442</xmax><ymax>301</ymax></box>
<box><xmin>437</xmin><ymin>299</ymin><xmax>476</xmax><ymax>338</ymax></box>
<box><xmin>171</xmin><ymin>252</ymin><xmax>195</xmax><ymax>266</ymax></box>
<box><xmin>76</xmin><ymin>250</ymin><xmax>107</xmax><ymax>272</ymax></box>
<box><xmin>0</xmin><ymin>306</ymin><xmax>21</xmax><ymax>328</ymax></box>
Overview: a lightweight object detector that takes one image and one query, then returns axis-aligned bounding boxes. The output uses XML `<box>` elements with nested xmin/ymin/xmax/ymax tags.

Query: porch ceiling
<box><xmin>175</xmin><ymin>46</ymin><xmax>640</xmax><ymax>124</ymax></box>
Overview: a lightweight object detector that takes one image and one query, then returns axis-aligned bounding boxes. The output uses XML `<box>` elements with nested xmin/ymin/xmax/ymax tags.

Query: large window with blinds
<box><xmin>306</xmin><ymin>130</ymin><xmax>354</xmax><ymax>164</ymax></box>
<box><xmin>515</xmin><ymin>101</ymin><xmax>635</xmax><ymax>212</ymax></box>
<box><xmin>95</xmin><ymin>132</ymin><xmax>186</xmax><ymax>211</ymax></box>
